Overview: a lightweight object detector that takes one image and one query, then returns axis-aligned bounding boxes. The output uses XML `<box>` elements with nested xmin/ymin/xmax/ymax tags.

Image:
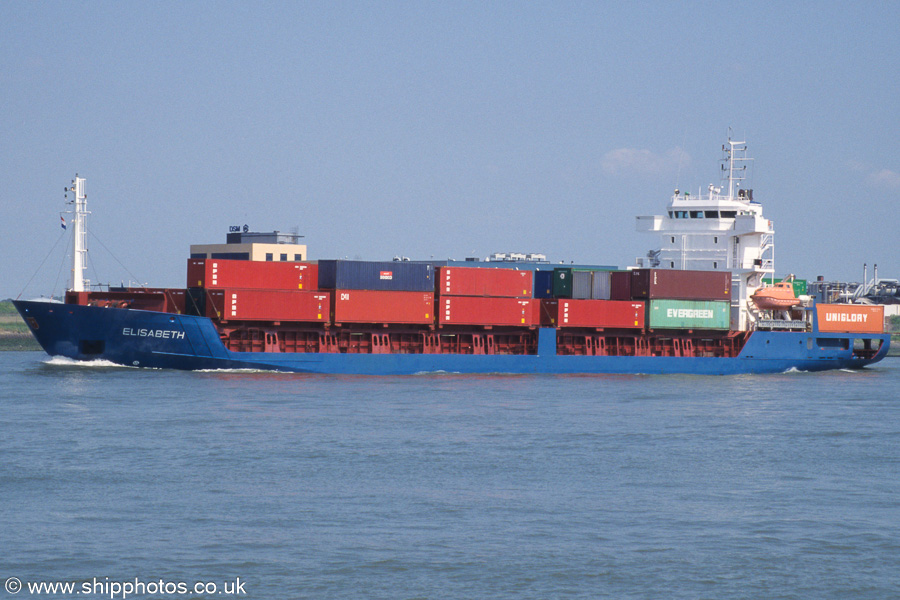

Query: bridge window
<box><xmin>721</xmin><ymin>211</ymin><xmax>736</xmax><ymax>218</ymax></box>
<box><xmin>690</xmin><ymin>211</ymin><xmax>704</xmax><ymax>218</ymax></box>
<box><xmin>705</xmin><ymin>211</ymin><xmax>718</xmax><ymax>218</ymax></box>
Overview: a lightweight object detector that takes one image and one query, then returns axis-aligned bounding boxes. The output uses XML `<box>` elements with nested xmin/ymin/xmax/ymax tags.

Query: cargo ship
<box><xmin>14</xmin><ymin>142</ymin><xmax>891</xmax><ymax>374</ymax></box>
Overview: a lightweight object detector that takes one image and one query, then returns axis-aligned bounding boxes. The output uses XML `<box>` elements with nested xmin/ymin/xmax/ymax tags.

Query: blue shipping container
<box><xmin>533</xmin><ymin>271</ymin><xmax>553</xmax><ymax>298</ymax></box>
<box><xmin>317</xmin><ymin>260</ymin><xmax>435</xmax><ymax>291</ymax></box>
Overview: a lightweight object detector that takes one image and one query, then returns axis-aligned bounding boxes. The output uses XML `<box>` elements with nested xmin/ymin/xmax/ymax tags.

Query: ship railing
<box><xmin>756</xmin><ymin>319</ymin><xmax>808</xmax><ymax>331</ymax></box>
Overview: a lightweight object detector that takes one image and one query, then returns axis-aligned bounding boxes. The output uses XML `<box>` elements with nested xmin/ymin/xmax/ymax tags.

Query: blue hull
<box><xmin>14</xmin><ymin>300</ymin><xmax>891</xmax><ymax>375</ymax></box>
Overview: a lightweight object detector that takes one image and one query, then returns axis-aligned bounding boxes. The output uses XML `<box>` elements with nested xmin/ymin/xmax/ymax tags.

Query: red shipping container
<box><xmin>438</xmin><ymin>267</ymin><xmax>533</xmax><ymax>298</ymax></box>
<box><xmin>187</xmin><ymin>259</ymin><xmax>318</xmax><ymax>291</ymax></box>
<box><xmin>631</xmin><ymin>269</ymin><xmax>731</xmax><ymax>301</ymax></box>
<box><xmin>610</xmin><ymin>271</ymin><xmax>633</xmax><ymax>300</ymax></box>
<box><xmin>333</xmin><ymin>290</ymin><xmax>434</xmax><ymax>324</ymax></box>
<box><xmin>816</xmin><ymin>304</ymin><xmax>884</xmax><ymax>333</ymax></box>
<box><xmin>440</xmin><ymin>296</ymin><xmax>537</xmax><ymax>326</ymax></box>
<box><xmin>207</xmin><ymin>289</ymin><xmax>330</xmax><ymax>322</ymax></box>
<box><xmin>540</xmin><ymin>299</ymin><xmax>645</xmax><ymax>329</ymax></box>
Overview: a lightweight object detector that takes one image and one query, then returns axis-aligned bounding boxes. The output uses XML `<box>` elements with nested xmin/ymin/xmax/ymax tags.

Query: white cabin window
<box><xmin>714</xmin><ymin>236</ymin><xmax>718</xmax><ymax>244</ymax></box>
<box><xmin>670</xmin><ymin>236</ymin><xmax>675</xmax><ymax>244</ymax></box>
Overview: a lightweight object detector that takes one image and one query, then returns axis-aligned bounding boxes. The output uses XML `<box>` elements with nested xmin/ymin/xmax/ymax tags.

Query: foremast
<box><xmin>635</xmin><ymin>138</ymin><xmax>774</xmax><ymax>331</ymax></box>
<box><xmin>67</xmin><ymin>175</ymin><xmax>89</xmax><ymax>292</ymax></box>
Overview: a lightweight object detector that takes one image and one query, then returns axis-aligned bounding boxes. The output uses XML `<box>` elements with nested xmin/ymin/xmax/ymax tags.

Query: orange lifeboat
<box><xmin>751</xmin><ymin>281</ymin><xmax>801</xmax><ymax>310</ymax></box>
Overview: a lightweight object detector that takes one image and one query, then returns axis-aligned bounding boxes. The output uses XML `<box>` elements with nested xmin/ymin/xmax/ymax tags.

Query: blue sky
<box><xmin>3</xmin><ymin>1</ymin><xmax>898</xmax><ymax>298</ymax></box>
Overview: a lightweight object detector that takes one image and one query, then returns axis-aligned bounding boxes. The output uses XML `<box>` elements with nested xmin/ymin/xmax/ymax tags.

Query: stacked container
<box><xmin>437</xmin><ymin>267</ymin><xmax>537</xmax><ymax>326</ymax></box>
<box><xmin>317</xmin><ymin>260</ymin><xmax>434</xmax><ymax>291</ymax></box>
<box><xmin>609</xmin><ymin>271</ymin><xmax>633</xmax><ymax>301</ymax></box>
<box><xmin>317</xmin><ymin>260</ymin><xmax>436</xmax><ymax>325</ymax></box>
<box><xmin>540</xmin><ymin>299</ymin><xmax>645</xmax><ymax>329</ymax></box>
<box><xmin>552</xmin><ymin>268</ymin><xmax>614</xmax><ymax>299</ymax></box>
<box><xmin>207</xmin><ymin>290</ymin><xmax>330</xmax><ymax>322</ymax></box>
<box><xmin>628</xmin><ymin>269</ymin><xmax>732</xmax><ymax>330</ymax></box>
<box><xmin>185</xmin><ymin>258</ymin><xmax>325</xmax><ymax>322</ymax></box>
<box><xmin>332</xmin><ymin>290</ymin><xmax>433</xmax><ymax>325</ymax></box>
<box><xmin>591</xmin><ymin>271</ymin><xmax>612</xmax><ymax>300</ymax></box>
<box><xmin>630</xmin><ymin>269</ymin><xmax>731</xmax><ymax>301</ymax></box>
<box><xmin>646</xmin><ymin>299</ymin><xmax>730</xmax><ymax>330</ymax></box>
<box><xmin>441</xmin><ymin>296</ymin><xmax>536</xmax><ymax>326</ymax></box>
<box><xmin>187</xmin><ymin>258</ymin><xmax>318</xmax><ymax>290</ymax></box>
<box><xmin>533</xmin><ymin>271</ymin><xmax>554</xmax><ymax>299</ymax></box>
<box><xmin>439</xmin><ymin>266</ymin><xmax>532</xmax><ymax>298</ymax></box>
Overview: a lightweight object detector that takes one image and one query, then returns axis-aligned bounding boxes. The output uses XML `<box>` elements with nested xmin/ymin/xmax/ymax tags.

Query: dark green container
<box><xmin>648</xmin><ymin>299</ymin><xmax>730</xmax><ymax>330</ymax></box>
<box><xmin>552</xmin><ymin>268</ymin><xmax>574</xmax><ymax>298</ymax></box>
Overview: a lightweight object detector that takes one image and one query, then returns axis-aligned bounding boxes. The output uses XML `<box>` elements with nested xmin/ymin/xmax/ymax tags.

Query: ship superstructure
<box><xmin>635</xmin><ymin>139</ymin><xmax>773</xmax><ymax>330</ymax></box>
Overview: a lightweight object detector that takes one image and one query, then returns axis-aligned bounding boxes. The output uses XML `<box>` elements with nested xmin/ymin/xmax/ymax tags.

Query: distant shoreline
<box><xmin>889</xmin><ymin>338</ymin><xmax>900</xmax><ymax>357</ymax></box>
<box><xmin>0</xmin><ymin>301</ymin><xmax>39</xmax><ymax>350</ymax></box>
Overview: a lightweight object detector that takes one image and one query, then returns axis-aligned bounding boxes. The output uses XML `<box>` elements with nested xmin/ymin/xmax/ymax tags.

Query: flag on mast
<box><xmin>60</xmin><ymin>215</ymin><xmax>67</xmax><ymax>230</ymax></box>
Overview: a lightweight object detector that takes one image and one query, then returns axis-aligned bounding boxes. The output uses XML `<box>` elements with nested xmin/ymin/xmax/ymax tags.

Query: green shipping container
<box><xmin>763</xmin><ymin>277</ymin><xmax>807</xmax><ymax>298</ymax></box>
<box><xmin>648</xmin><ymin>299</ymin><xmax>730</xmax><ymax>330</ymax></box>
<box><xmin>552</xmin><ymin>268</ymin><xmax>574</xmax><ymax>298</ymax></box>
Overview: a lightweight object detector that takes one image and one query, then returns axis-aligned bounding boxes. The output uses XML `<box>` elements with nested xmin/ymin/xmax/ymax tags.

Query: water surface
<box><xmin>2</xmin><ymin>352</ymin><xmax>898</xmax><ymax>599</ymax></box>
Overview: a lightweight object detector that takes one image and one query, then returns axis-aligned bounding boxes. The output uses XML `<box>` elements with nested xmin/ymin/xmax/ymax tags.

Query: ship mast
<box><xmin>722</xmin><ymin>136</ymin><xmax>750</xmax><ymax>199</ymax></box>
<box><xmin>68</xmin><ymin>175</ymin><xmax>89</xmax><ymax>292</ymax></box>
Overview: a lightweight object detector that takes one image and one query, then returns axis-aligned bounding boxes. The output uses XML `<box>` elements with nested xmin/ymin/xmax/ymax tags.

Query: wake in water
<box><xmin>45</xmin><ymin>357</ymin><xmax>292</xmax><ymax>375</ymax></box>
<box><xmin>43</xmin><ymin>356</ymin><xmax>138</xmax><ymax>369</ymax></box>
<box><xmin>196</xmin><ymin>368</ymin><xmax>286</xmax><ymax>374</ymax></box>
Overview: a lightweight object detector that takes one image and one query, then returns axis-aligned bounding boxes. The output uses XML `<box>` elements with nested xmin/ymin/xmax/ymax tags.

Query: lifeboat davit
<box><xmin>751</xmin><ymin>281</ymin><xmax>801</xmax><ymax>310</ymax></box>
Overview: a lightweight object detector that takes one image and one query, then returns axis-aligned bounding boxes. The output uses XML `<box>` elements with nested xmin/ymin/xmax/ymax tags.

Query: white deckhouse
<box><xmin>635</xmin><ymin>138</ymin><xmax>774</xmax><ymax>330</ymax></box>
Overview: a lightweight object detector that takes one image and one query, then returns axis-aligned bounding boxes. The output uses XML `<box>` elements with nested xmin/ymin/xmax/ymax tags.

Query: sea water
<box><xmin>1</xmin><ymin>352</ymin><xmax>898</xmax><ymax>599</ymax></box>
